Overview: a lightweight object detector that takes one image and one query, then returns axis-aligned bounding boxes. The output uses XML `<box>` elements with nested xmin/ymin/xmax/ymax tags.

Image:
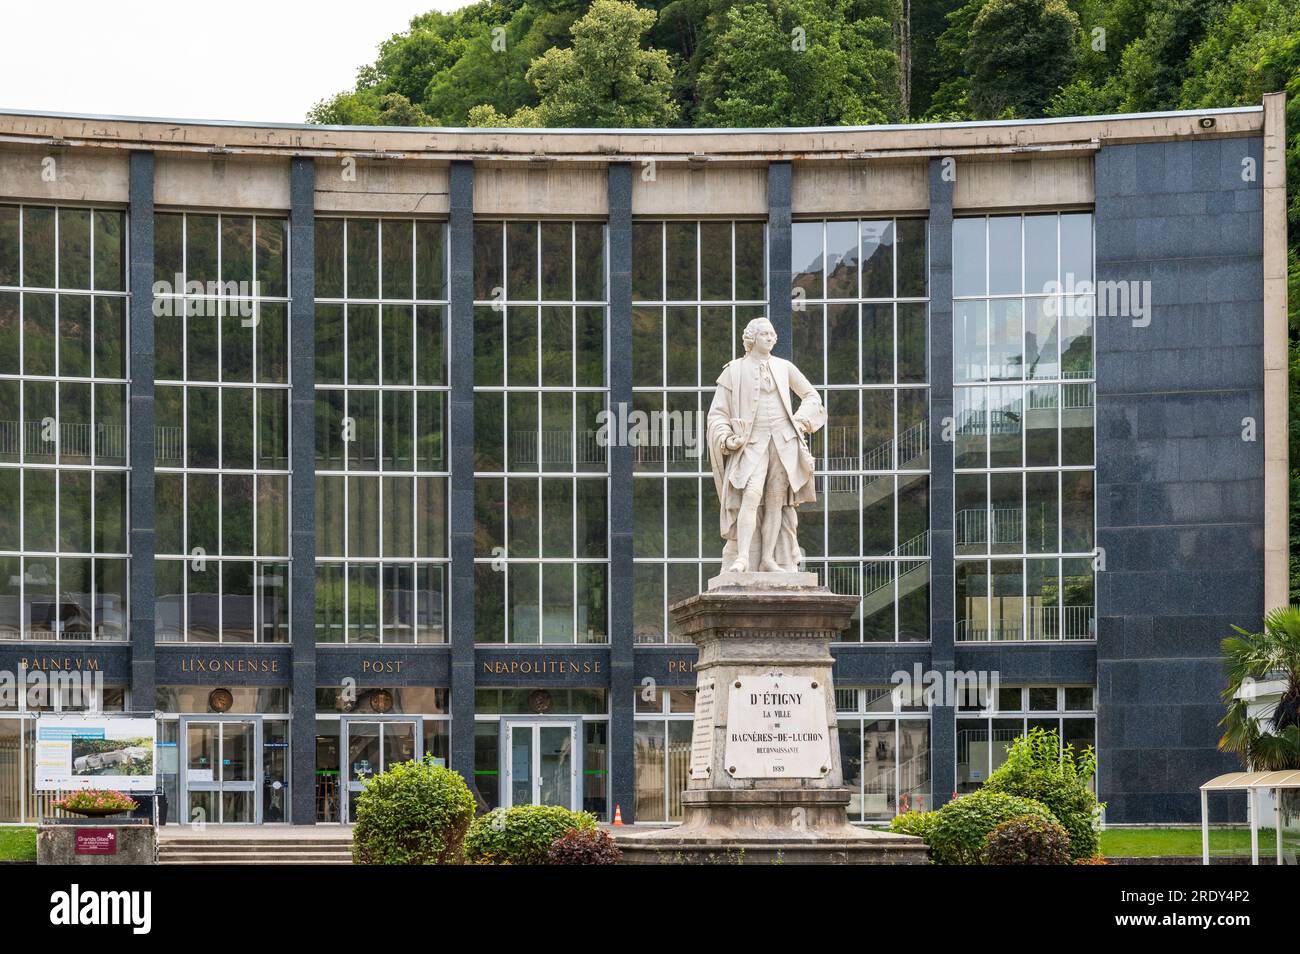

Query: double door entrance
<box><xmin>342</xmin><ymin>718</ymin><xmax>420</xmax><ymax>824</ymax></box>
<box><xmin>179</xmin><ymin>716</ymin><xmax>290</xmax><ymax>825</ymax></box>
<box><xmin>181</xmin><ymin>718</ymin><xmax>259</xmax><ymax>825</ymax></box>
<box><xmin>502</xmin><ymin>719</ymin><xmax>580</xmax><ymax>810</ymax></box>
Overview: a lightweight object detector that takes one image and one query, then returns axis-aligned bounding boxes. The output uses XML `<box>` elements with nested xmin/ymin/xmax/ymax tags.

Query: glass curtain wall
<box><xmin>836</xmin><ymin>687</ymin><xmax>931</xmax><ymax>819</ymax></box>
<box><xmin>313</xmin><ymin>217</ymin><xmax>450</xmax><ymax>644</ymax></box>
<box><xmin>631</xmin><ymin>220</ymin><xmax>766</xmax><ymax>643</ymax></box>
<box><xmin>154</xmin><ymin>212</ymin><xmax>290</xmax><ymax>642</ymax></box>
<box><xmin>792</xmin><ymin>218</ymin><xmax>931</xmax><ymax>642</ymax></box>
<box><xmin>955</xmin><ymin>685</ymin><xmax>1097</xmax><ymax>793</ymax></box>
<box><xmin>952</xmin><ymin>213</ymin><xmax>1096</xmax><ymax>642</ymax></box>
<box><xmin>632</xmin><ymin>686</ymin><xmax>695</xmax><ymax>821</ymax></box>
<box><xmin>0</xmin><ymin>204</ymin><xmax>129</xmax><ymax>641</ymax></box>
<box><xmin>473</xmin><ymin>220</ymin><xmax>609</xmax><ymax>644</ymax></box>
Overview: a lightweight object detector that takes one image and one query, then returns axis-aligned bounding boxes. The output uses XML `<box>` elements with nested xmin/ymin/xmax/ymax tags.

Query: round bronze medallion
<box><xmin>369</xmin><ymin>689</ymin><xmax>394</xmax><ymax>714</ymax></box>
<box><xmin>527</xmin><ymin>689</ymin><xmax>553</xmax><ymax>714</ymax></box>
<box><xmin>208</xmin><ymin>688</ymin><xmax>234</xmax><ymax>713</ymax></box>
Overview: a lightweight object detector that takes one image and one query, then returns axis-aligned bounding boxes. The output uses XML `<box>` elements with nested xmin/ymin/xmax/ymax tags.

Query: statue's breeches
<box><xmin>739</xmin><ymin>437</ymin><xmax>790</xmax><ymax>504</ymax></box>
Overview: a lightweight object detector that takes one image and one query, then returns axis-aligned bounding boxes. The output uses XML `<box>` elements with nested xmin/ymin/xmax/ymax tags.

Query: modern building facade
<box><xmin>0</xmin><ymin>98</ymin><xmax>1287</xmax><ymax>826</ymax></box>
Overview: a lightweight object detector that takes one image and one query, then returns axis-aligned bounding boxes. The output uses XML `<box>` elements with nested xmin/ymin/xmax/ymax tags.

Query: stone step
<box><xmin>159</xmin><ymin>857</ymin><xmax>353</xmax><ymax>868</ymax></box>
<box><xmin>157</xmin><ymin>857</ymin><xmax>351</xmax><ymax>863</ymax></box>
<box><xmin>159</xmin><ymin>840</ymin><xmax>354</xmax><ymax>848</ymax></box>
<box><xmin>159</xmin><ymin>846</ymin><xmax>354</xmax><ymax>855</ymax></box>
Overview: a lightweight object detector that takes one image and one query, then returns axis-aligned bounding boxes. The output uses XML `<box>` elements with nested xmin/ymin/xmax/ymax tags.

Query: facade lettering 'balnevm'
<box><xmin>0</xmin><ymin>99</ymin><xmax>1287</xmax><ymax>826</ymax></box>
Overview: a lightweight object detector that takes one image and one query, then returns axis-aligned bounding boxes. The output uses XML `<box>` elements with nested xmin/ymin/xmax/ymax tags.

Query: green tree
<box><xmin>908</xmin><ymin>0</ymin><xmax>968</xmax><ymax>118</ymax></box>
<box><xmin>695</xmin><ymin>0</ymin><xmax>902</xmax><ymax>127</ymax></box>
<box><xmin>519</xmin><ymin>0</ymin><xmax>680</xmax><ymax>126</ymax></box>
<box><xmin>1113</xmin><ymin>0</ymin><xmax>1229</xmax><ymax>111</ymax></box>
<box><xmin>426</xmin><ymin>4</ymin><xmax>580</xmax><ymax>125</ymax></box>
<box><xmin>1221</xmin><ymin>607</ymin><xmax>1300</xmax><ymax>771</ymax></box>
<box><xmin>921</xmin><ymin>0</ymin><xmax>982</xmax><ymax>120</ymax></box>
<box><xmin>965</xmin><ymin>0</ymin><xmax>1081</xmax><ymax>118</ymax></box>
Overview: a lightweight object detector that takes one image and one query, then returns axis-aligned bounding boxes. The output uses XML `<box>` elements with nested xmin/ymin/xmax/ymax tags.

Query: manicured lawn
<box><xmin>1101</xmin><ymin>827</ymin><xmax>1276</xmax><ymax>858</ymax></box>
<box><xmin>0</xmin><ymin>828</ymin><xmax>36</xmax><ymax>863</ymax></box>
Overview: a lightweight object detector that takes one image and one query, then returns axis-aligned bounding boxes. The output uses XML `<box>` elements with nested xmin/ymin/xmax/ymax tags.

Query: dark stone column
<box><xmin>927</xmin><ymin>157</ymin><xmax>956</xmax><ymax>808</ymax></box>
<box><xmin>448</xmin><ymin>162</ymin><xmax>478</xmax><ymax>798</ymax></box>
<box><xmin>767</xmin><ymin>161</ymin><xmax>793</xmax><ymax>359</ymax></box>
<box><xmin>127</xmin><ymin>152</ymin><xmax>156</xmax><ymax>712</ymax></box>
<box><xmin>288</xmin><ymin>158</ymin><xmax>317</xmax><ymax>824</ymax></box>
<box><xmin>607</xmin><ymin>163</ymin><xmax>635</xmax><ymax>822</ymax></box>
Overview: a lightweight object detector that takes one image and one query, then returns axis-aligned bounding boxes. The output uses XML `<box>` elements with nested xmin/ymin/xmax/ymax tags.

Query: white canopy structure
<box><xmin>1200</xmin><ymin>770</ymin><xmax>1300</xmax><ymax>865</ymax></box>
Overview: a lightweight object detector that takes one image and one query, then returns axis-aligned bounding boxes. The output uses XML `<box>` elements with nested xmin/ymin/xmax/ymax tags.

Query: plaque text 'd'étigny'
<box><xmin>724</xmin><ymin>674</ymin><xmax>831</xmax><ymax>779</ymax></box>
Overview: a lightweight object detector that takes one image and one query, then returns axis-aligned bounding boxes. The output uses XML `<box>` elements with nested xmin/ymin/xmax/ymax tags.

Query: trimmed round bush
<box><xmin>465</xmin><ymin>804</ymin><xmax>598</xmax><ymax>865</ymax></box>
<box><xmin>982</xmin><ymin>727</ymin><xmax>1103</xmax><ymax>861</ymax></box>
<box><xmin>352</xmin><ymin>755</ymin><xmax>476</xmax><ymax>865</ymax></box>
<box><xmin>888</xmin><ymin>809</ymin><xmax>940</xmax><ymax>842</ymax></box>
<box><xmin>547</xmin><ymin>827</ymin><xmax>622</xmax><ymax>865</ymax></box>
<box><xmin>926</xmin><ymin>789</ymin><xmax>1060</xmax><ymax>865</ymax></box>
<box><xmin>982</xmin><ymin>813</ymin><xmax>1072</xmax><ymax>865</ymax></box>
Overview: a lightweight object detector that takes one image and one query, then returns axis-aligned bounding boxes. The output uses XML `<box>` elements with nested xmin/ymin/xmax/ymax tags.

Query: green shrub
<box><xmin>352</xmin><ymin>755</ymin><xmax>476</xmax><ymax>865</ymax></box>
<box><xmin>547</xmin><ymin>827</ymin><xmax>622</xmax><ymax>865</ymax></box>
<box><xmin>888</xmin><ymin>810</ymin><xmax>940</xmax><ymax>842</ymax></box>
<box><xmin>927</xmin><ymin>789</ymin><xmax>1059</xmax><ymax>865</ymax></box>
<box><xmin>464</xmin><ymin>805</ymin><xmax>598</xmax><ymax>865</ymax></box>
<box><xmin>983</xmin><ymin>813</ymin><xmax>1072</xmax><ymax>865</ymax></box>
<box><xmin>982</xmin><ymin>726</ymin><xmax>1103</xmax><ymax>861</ymax></box>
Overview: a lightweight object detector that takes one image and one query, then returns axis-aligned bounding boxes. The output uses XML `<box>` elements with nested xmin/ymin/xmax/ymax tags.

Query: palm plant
<box><xmin>1220</xmin><ymin>607</ymin><xmax>1300</xmax><ymax>771</ymax></box>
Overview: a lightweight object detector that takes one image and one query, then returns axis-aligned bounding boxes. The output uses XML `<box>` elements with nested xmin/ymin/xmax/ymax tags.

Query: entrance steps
<box><xmin>158</xmin><ymin>831</ymin><xmax>354</xmax><ymax>865</ymax></box>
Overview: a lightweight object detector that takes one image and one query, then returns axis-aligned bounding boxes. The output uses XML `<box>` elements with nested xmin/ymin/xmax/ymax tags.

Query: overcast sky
<box><xmin>1</xmin><ymin>0</ymin><xmax>468</xmax><ymax>123</ymax></box>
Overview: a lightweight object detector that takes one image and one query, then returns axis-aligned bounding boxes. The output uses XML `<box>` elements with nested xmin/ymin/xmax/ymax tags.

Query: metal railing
<box><xmin>954</xmin><ymin>507</ymin><xmax>1023</xmax><ymax>548</ymax></box>
<box><xmin>956</xmin><ymin>605</ymin><xmax>1094</xmax><ymax>641</ymax></box>
<box><xmin>0</xmin><ymin>421</ymin><xmax>127</xmax><ymax>460</ymax></box>
<box><xmin>510</xmin><ymin>429</ymin><xmax>610</xmax><ymax>466</ymax></box>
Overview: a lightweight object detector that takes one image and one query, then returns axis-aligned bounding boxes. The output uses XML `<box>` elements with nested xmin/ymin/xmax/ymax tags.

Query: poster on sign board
<box><xmin>34</xmin><ymin>716</ymin><xmax>158</xmax><ymax>792</ymax></box>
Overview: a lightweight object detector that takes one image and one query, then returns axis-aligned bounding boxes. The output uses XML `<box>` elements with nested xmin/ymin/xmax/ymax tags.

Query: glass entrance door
<box><xmin>341</xmin><ymin>719</ymin><xmax>420</xmax><ymax>823</ymax></box>
<box><xmin>181</xmin><ymin>719</ymin><xmax>260</xmax><ymax>824</ymax></box>
<box><xmin>502</xmin><ymin>720</ymin><xmax>579</xmax><ymax>810</ymax></box>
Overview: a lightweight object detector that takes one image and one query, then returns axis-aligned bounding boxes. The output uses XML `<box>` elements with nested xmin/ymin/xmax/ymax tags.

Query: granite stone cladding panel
<box><xmin>1095</xmin><ymin>138</ymin><xmax>1264</xmax><ymax>823</ymax></box>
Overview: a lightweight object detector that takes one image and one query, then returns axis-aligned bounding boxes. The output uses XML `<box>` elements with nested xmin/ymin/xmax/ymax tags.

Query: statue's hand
<box><xmin>724</xmin><ymin>434</ymin><xmax>745</xmax><ymax>452</ymax></box>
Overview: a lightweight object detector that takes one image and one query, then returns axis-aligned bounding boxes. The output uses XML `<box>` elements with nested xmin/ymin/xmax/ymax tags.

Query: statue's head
<box><xmin>741</xmin><ymin>317</ymin><xmax>777</xmax><ymax>354</ymax></box>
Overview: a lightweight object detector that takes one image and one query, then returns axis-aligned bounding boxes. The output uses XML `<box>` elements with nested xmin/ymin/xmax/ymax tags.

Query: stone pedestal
<box><xmin>616</xmin><ymin>576</ymin><xmax>927</xmax><ymax>864</ymax></box>
<box><xmin>38</xmin><ymin>820</ymin><xmax>157</xmax><ymax>865</ymax></box>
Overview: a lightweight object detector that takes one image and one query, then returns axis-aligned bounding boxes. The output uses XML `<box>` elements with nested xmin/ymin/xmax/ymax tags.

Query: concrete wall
<box><xmin>954</xmin><ymin>154</ymin><xmax>1094</xmax><ymax>210</ymax></box>
<box><xmin>792</xmin><ymin>160</ymin><xmax>928</xmax><ymax>214</ymax></box>
<box><xmin>0</xmin><ymin>145</ymin><xmax>128</xmax><ymax>203</ymax></box>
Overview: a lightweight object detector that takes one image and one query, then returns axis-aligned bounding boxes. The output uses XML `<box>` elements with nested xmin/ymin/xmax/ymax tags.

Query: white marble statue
<box><xmin>706</xmin><ymin>317</ymin><xmax>826</xmax><ymax>573</ymax></box>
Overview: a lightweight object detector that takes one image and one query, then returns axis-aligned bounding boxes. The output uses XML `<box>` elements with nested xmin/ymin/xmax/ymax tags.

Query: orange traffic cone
<box><xmin>613</xmin><ymin>804</ymin><xmax>624</xmax><ymax>826</ymax></box>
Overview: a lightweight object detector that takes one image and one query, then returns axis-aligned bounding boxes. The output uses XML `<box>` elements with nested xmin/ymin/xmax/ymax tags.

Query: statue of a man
<box><xmin>707</xmin><ymin>317</ymin><xmax>825</xmax><ymax>573</ymax></box>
